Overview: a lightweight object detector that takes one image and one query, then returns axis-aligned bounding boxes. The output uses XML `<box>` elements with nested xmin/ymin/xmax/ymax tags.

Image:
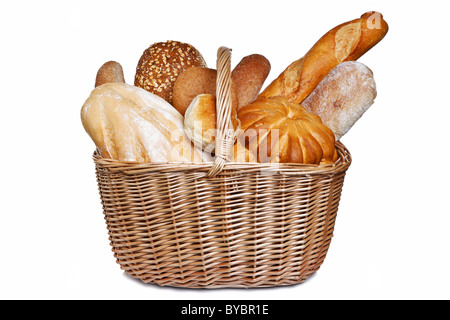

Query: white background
<box><xmin>1</xmin><ymin>0</ymin><xmax>449</xmax><ymax>300</ymax></box>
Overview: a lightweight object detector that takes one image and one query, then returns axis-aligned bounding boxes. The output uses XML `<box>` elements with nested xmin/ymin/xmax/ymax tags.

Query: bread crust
<box><xmin>134</xmin><ymin>40</ymin><xmax>207</xmax><ymax>103</ymax></box>
<box><xmin>81</xmin><ymin>82</ymin><xmax>206</xmax><ymax>163</ymax></box>
<box><xmin>231</xmin><ymin>54</ymin><xmax>271</xmax><ymax>109</ymax></box>
<box><xmin>302</xmin><ymin>61</ymin><xmax>377</xmax><ymax>140</ymax></box>
<box><xmin>184</xmin><ymin>93</ymin><xmax>240</xmax><ymax>151</ymax></box>
<box><xmin>95</xmin><ymin>61</ymin><xmax>125</xmax><ymax>87</ymax></box>
<box><xmin>236</xmin><ymin>96</ymin><xmax>337</xmax><ymax>164</ymax></box>
<box><xmin>259</xmin><ymin>11</ymin><xmax>388</xmax><ymax>104</ymax></box>
<box><xmin>172</xmin><ymin>67</ymin><xmax>239</xmax><ymax>116</ymax></box>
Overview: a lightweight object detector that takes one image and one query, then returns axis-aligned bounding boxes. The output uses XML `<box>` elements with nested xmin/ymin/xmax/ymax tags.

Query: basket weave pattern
<box><xmin>93</xmin><ymin>47</ymin><xmax>352</xmax><ymax>288</ymax></box>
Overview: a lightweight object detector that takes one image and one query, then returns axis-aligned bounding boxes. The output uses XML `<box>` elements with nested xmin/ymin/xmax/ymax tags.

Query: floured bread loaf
<box><xmin>81</xmin><ymin>82</ymin><xmax>207</xmax><ymax>163</ymax></box>
<box><xmin>302</xmin><ymin>61</ymin><xmax>377</xmax><ymax>140</ymax></box>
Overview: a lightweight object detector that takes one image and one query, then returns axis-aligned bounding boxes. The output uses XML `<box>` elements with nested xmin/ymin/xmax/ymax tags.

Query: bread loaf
<box><xmin>231</xmin><ymin>54</ymin><xmax>271</xmax><ymax>109</ymax></box>
<box><xmin>95</xmin><ymin>61</ymin><xmax>125</xmax><ymax>87</ymax></box>
<box><xmin>81</xmin><ymin>82</ymin><xmax>207</xmax><ymax>163</ymax></box>
<box><xmin>134</xmin><ymin>40</ymin><xmax>207</xmax><ymax>103</ymax></box>
<box><xmin>259</xmin><ymin>11</ymin><xmax>388</xmax><ymax>104</ymax></box>
<box><xmin>236</xmin><ymin>96</ymin><xmax>337</xmax><ymax>164</ymax></box>
<box><xmin>233</xmin><ymin>137</ymin><xmax>257</xmax><ymax>163</ymax></box>
<box><xmin>172</xmin><ymin>67</ymin><xmax>239</xmax><ymax>116</ymax></box>
<box><xmin>302</xmin><ymin>61</ymin><xmax>377</xmax><ymax>140</ymax></box>
<box><xmin>184</xmin><ymin>93</ymin><xmax>240</xmax><ymax>151</ymax></box>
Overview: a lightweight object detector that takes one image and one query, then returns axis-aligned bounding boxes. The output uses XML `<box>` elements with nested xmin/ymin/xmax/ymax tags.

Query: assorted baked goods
<box><xmin>81</xmin><ymin>12</ymin><xmax>389</xmax><ymax>165</ymax></box>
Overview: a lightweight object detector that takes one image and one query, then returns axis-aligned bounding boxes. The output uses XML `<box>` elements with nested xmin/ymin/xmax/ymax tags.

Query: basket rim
<box><xmin>93</xmin><ymin>141</ymin><xmax>351</xmax><ymax>176</ymax></box>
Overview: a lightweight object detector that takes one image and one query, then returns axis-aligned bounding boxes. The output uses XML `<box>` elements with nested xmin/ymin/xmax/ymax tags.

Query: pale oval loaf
<box><xmin>81</xmin><ymin>82</ymin><xmax>207</xmax><ymax>163</ymax></box>
<box><xmin>231</xmin><ymin>54</ymin><xmax>271</xmax><ymax>109</ymax></box>
<box><xmin>302</xmin><ymin>61</ymin><xmax>377</xmax><ymax>140</ymax></box>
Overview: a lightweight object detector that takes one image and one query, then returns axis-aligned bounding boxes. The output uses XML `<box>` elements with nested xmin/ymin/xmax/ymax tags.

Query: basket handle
<box><xmin>206</xmin><ymin>47</ymin><xmax>235</xmax><ymax>178</ymax></box>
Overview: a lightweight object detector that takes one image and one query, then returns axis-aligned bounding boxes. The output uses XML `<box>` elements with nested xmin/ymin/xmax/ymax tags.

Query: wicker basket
<box><xmin>93</xmin><ymin>47</ymin><xmax>352</xmax><ymax>288</ymax></box>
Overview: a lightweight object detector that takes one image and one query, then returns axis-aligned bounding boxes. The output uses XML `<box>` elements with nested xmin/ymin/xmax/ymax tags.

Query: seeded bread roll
<box><xmin>134</xmin><ymin>40</ymin><xmax>207</xmax><ymax>103</ymax></box>
<box><xmin>231</xmin><ymin>54</ymin><xmax>271</xmax><ymax>109</ymax></box>
<box><xmin>95</xmin><ymin>61</ymin><xmax>125</xmax><ymax>87</ymax></box>
<box><xmin>172</xmin><ymin>67</ymin><xmax>239</xmax><ymax>116</ymax></box>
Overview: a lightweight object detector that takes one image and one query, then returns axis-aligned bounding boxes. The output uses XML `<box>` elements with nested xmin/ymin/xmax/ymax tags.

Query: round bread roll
<box><xmin>134</xmin><ymin>40</ymin><xmax>207</xmax><ymax>103</ymax></box>
<box><xmin>184</xmin><ymin>93</ymin><xmax>240</xmax><ymax>152</ymax></box>
<box><xmin>237</xmin><ymin>96</ymin><xmax>337</xmax><ymax>164</ymax></box>
<box><xmin>172</xmin><ymin>67</ymin><xmax>239</xmax><ymax>116</ymax></box>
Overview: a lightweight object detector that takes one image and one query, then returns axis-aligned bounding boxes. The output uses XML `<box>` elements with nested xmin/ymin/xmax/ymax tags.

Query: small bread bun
<box><xmin>95</xmin><ymin>61</ymin><xmax>125</xmax><ymax>87</ymax></box>
<box><xmin>231</xmin><ymin>54</ymin><xmax>271</xmax><ymax>109</ymax></box>
<box><xmin>134</xmin><ymin>40</ymin><xmax>207</xmax><ymax>103</ymax></box>
<box><xmin>172</xmin><ymin>67</ymin><xmax>239</xmax><ymax>116</ymax></box>
<box><xmin>184</xmin><ymin>93</ymin><xmax>240</xmax><ymax>152</ymax></box>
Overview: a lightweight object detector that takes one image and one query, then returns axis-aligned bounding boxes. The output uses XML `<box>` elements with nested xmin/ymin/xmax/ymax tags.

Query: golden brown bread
<box><xmin>233</xmin><ymin>137</ymin><xmax>257</xmax><ymax>163</ymax></box>
<box><xmin>172</xmin><ymin>67</ymin><xmax>239</xmax><ymax>116</ymax></box>
<box><xmin>134</xmin><ymin>40</ymin><xmax>207</xmax><ymax>103</ymax></box>
<box><xmin>184</xmin><ymin>93</ymin><xmax>240</xmax><ymax>151</ymax></box>
<box><xmin>81</xmin><ymin>82</ymin><xmax>208</xmax><ymax>163</ymax></box>
<box><xmin>259</xmin><ymin>11</ymin><xmax>388</xmax><ymax>104</ymax></box>
<box><xmin>236</xmin><ymin>96</ymin><xmax>337</xmax><ymax>164</ymax></box>
<box><xmin>231</xmin><ymin>54</ymin><xmax>271</xmax><ymax>109</ymax></box>
<box><xmin>302</xmin><ymin>61</ymin><xmax>377</xmax><ymax>140</ymax></box>
<box><xmin>95</xmin><ymin>61</ymin><xmax>125</xmax><ymax>87</ymax></box>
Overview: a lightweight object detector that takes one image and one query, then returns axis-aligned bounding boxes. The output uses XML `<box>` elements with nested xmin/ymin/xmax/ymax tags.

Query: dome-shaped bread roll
<box><xmin>184</xmin><ymin>93</ymin><xmax>240</xmax><ymax>152</ymax></box>
<box><xmin>235</xmin><ymin>96</ymin><xmax>337</xmax><ymax>164</ymax></box>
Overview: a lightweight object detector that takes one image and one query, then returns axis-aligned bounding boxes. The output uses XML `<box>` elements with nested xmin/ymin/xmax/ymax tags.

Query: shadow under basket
<box><xmin>91</xmin><ymin>47</ymin><xmax>352</xmax><ymax>288</ymax></box>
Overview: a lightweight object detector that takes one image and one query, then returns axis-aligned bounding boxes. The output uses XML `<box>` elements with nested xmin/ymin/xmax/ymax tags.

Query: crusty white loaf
<box><xmin>81</xmin><ymin>82</ymin><xmax>209</xmax><ymax>163</ymax></box>
<box><xmin>302</xmin><ymin>61</ymin><xmax>377</xmax><ymax>140</ymax></box>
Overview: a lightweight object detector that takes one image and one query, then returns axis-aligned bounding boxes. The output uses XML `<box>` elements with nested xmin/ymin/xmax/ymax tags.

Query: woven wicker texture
<box><xmin>92</xmin><ymin>47</ymin><xmax>352</xmax><ymax>288</ymax></box>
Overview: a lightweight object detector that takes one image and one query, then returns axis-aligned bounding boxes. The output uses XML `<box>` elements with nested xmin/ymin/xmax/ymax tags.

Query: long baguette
<box><xmin>259</xmin><ymin>11</ymin><xmax>388</xmax><ymax>104</ymax></box>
